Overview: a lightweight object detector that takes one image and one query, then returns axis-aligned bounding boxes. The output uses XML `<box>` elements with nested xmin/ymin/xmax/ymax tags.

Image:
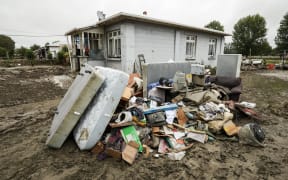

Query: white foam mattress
<box><xmin>73</xmin><ymin>66</ymin><xmax>129</xmax><ymax>150</ymax></box>
<box><xmin>46</xmin><ymin>64</ymin><xmax>105</xmax><ymax>148</ymax></box>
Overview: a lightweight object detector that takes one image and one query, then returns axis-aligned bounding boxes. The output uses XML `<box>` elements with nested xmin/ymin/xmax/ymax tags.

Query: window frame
<box><xmin>87</xmin><ymin>32</ymin><xmax>104</xmax><ymax>59</ymax></box>
<box><xmin>89</xmin><ymin>33</ymin><xmax>103</xmax><ymax>51</ymax></box>
<box><xmin>208</xmin><ymin>38</ymin><xmax>217</xmax><ymax>59</ymax></box>
<box><xmin>107</xmin><ymin>30</ymin><xmax>121</xmax><ymax>59</ymax></box>
<box><xmin>185</xmin><ymin>35</ymin><xmax>197</xmax><ymax>60</ymax></box>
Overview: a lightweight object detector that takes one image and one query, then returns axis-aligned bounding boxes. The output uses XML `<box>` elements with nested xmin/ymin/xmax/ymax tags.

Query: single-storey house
<box><xmin>34</xmin><ymin>42</ymin><xmax>66</xmax><ymax>60</ymax></box>
<box><xmin>65</xmin><ymin>12</ymin><xmax>231</xmax><ymax>73</ymax></box>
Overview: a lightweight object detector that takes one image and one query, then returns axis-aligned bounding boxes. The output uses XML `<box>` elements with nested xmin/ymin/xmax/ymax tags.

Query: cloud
<box><xmin>0</xmin><ymin>0</ymin><xmax>287</xmax><ymax>48</ymax></box>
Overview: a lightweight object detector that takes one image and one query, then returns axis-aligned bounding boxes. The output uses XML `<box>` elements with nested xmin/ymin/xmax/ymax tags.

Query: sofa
<box><xmin>209</xmin><ymin>76</ymin><xmax>242</xmax><ymax>101</ymax></box>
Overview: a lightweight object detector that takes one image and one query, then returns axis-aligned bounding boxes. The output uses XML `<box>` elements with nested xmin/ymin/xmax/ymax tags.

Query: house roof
<box><xmin>65</xmin><ymin>25</ymin><xmax>98</xmax><ymax>35</ymax></box>
<box><xmin>65</xmin><ymin>12</ymin><xmax>231</xmax><ymax>36</ymax></box>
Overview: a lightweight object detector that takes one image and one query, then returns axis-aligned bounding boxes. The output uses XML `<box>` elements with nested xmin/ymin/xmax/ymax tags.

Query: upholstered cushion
<box><xmin>213</xmin><ymin>76</ymin><xmax>241</xmax><ymax>89</ymax></box>
<box><xmin>231</xmin><ymin>85</ymin><xmax>242</xmax><ymax>94</ymax></box>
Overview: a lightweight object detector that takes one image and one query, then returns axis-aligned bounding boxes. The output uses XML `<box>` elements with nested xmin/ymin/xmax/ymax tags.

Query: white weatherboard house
<box><xmin>65</xmin><ymin>12</ymin><xmax>231</xmax><ymax>73</ymax></box>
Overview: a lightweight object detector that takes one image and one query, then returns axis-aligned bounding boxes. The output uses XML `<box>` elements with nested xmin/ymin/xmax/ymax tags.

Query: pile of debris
<box><xmin>241</xmin><ymin>58</ymin><xmax>266</xmax><ymax>71</ymax></box>
<box><xmin>46</xmin><ymin>63</ymin><xmax>265</xmax><ymax>165</ymax></box>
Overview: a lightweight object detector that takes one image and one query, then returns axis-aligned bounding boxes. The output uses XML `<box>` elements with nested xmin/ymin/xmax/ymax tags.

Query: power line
<box><xmin>0</xmin><ymin>27</ymin><xmax>51</xmax><ymax>34</ymax></box>
<box><xmin>0</xmin><ymin>28</ymin><xmax>65</xmax><ymax>37</ymax></box>
<box><xmin>2</xmin><ymin>34</ymin><xmax>65</xmax><ymax>37</ymax></box>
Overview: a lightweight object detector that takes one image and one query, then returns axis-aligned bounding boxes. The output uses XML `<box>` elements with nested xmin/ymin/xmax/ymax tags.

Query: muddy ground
<box><xmin>0</xmin><ymin>66</ymin><xmax>288</xmax><ymax>180</ymax></box>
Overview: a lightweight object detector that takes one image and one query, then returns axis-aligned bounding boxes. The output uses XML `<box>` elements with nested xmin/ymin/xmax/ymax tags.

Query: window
<box><xmin>107</xmin><ymin>30</ymin><xmax>121</xmax><ymax>58</ymax></box>
<box><xmin>88</xmin><ymin>33</ymin><xmax>104</xmax><ymax>59</ymax></box>
<box><xmin>89</xmin><ymin>33</ymin><xmax>103</xmax><ymax>50</ymax></box>
<box><xmin>186</xmin><ymin>35</ymin><xmax>197</xmax><ymax>59</ymax></box>
<box><xmin>208</xmin><ymin>38</ymin><xmax>217</xmax><ymax>58</ymax></box>
<box><xmin>73</xmin><ymin>34</ymin><xmax>81</xmax><ymax>56</ymax></box>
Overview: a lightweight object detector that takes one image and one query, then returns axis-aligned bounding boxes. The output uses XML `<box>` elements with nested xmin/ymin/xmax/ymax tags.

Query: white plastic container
<box><xmin>191</xmin><ymin>64</ymin><xmax>205</xmax><ymax>75</ymax></box>
<box><xmin>73</xmin><ymin>66</ymin><xmax>129</xmax><ymax>150</ymax></box>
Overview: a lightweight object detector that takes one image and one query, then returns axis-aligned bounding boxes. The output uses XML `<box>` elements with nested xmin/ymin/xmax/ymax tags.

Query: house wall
<box><xmin>121</xmin><ymin>23</ymin><xmax>135</xmax><ymax>73</ymax></box>
<box><xmin>131</xmin><ymin>22</ymin><xmax>224</xmax><ymax>73</ymax></box>
<box><xmin>134</xmin><ymin>23</ymin><xmax>175</xmax><ymax>63</ymax></box>
<box><xmin>169</xmin><ymin>30</ymin><xmax>224</xmax><ymax>67</ymax></box>
<box><xmin>179</xmin><ymin>32</ymin><xmax>224</xmax><ymax>67</ymax></box>
<box><xmin>87</xmin><ymin>21</ymin><xmax>225</xmax><ymax>73</ymax></box>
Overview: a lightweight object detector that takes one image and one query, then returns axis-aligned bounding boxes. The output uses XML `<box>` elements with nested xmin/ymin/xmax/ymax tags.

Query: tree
<box><xmin>260</xmin><ymin>40</ymin><xmax>272</xmax><ymax>55</ymax></box>
<box><xmin>61</xmin><ymin>45</ymin><xmax>68</xmax><ymax>53</ymax></box>
<box><xmin>275</xmin><ymin>12</ymin><xmax>288</xmax><ymax>52</ymax></box>
<box><xmin>47</xmin><ymin>52</ymin><xmax>53</xmax><ymax>60</ymax></box>
<box><xmin>57</xmin><ymin>45</ymin><xmax>69</xmax><ymax>64</ymax></box>
<box><xmin>15</xmin><ymin>46</ymin><xmax>28</xmax><ymax>59</ymax></box>
<box><xmin>30</xmin><ymin>44</ymin><xmax>41</xmax><ymax>51</ymax></box>
<box><xmin>0</xmin><ymin>47</ymin><xmax>7</xmax><ymax>58</ymax></box>
<box><xmin>224</xmin><ymin>43</ymin><xmax>237</xmax><ymax>54</ymax></box>
<box><xmin>232</xmin><ymin>14</ymin><xmax>268</xmax><ymax>56</ymax></box>
<box><xmin>57</xmin><ymin>51</ymin><xmax>65</xmax><ymax>64</ymax></box>
<box><xmin>0</xmin><ymin>34</ymin><xmax>15</xmax><ymax>58</ymax></box>
<box><xmin>205</xmin><ymin>20</ymin><xmax>224</xmax><ymax>32</ymax></box>
<box><xmin>25</xmin><ymin>49</ymin><xmax>35</xmax><ymax>60</ymax></box>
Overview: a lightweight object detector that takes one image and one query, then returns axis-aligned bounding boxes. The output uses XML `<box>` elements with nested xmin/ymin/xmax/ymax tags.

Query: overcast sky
<box><xmin>0</xmin><ymin>0</ymin><xmax>287</xmax><ymax>48</ymax></box>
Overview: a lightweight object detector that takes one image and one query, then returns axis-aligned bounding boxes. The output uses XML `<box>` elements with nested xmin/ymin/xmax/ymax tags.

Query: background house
<box><xmin>35</xmin><ymin>42</ymin><xmax>66</xmax><ymax>60</ymax></box>
<box><xmin>46</xmin><ymin>44</ymin><xmax>61</xmax><ymax>59</ymax></box>
<box><xmin>65</xmin><ymin>12</ymin><xmax>231</xmax><ymax>72</ymax></box>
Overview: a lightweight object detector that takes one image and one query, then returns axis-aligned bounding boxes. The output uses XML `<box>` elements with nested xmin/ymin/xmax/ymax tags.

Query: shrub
<box><xmin>48</xmin><ymin>53</ymin><xmax>53</xmax><ymax>60</ymax></box>
<box><xmin>25</xmin><ymin>49</ymin><xmax>35</xmax><ymax>60</ymax></box>
<box><xmin>0</xmin><ymin>47</ymin><xmax>7</xmax><ymax>58</ymax></box>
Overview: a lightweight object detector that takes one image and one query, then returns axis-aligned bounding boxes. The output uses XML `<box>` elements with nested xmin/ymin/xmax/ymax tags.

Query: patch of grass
<box><xmin>265</xmin><ymin>59</ymin><xmax>282</xmax><ymax>64</ymax></box>
<box><xmin>244</xmin><ymin>73</ymin><xmax>288</xmax><ymax>90</ymax></box>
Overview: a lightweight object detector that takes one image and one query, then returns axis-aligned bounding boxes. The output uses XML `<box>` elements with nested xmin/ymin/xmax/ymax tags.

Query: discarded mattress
<box><xmin>73</xmin><ymin>66</ymin><xmax>129</xmax><ymax>150</ymax></box>
<box><xmin>46</xmin><ymin>64</ymin><xmax>105</xmax><ymax>148</ymax></box>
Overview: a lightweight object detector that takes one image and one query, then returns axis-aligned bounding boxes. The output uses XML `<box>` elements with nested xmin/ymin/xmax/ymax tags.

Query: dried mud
<box><xmin>0</xmin><ymin>66</ymin><xmax>288</xmax><ymax>180</ymax></box>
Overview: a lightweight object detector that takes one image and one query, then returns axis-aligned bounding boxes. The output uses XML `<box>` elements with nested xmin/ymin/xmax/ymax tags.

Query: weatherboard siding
<box><xmin>89</xmin><ymin>22</ymin><xmax>225</xmax><ymax>72</ymax></box>
<box><xmin>135</xmin><ymin>23</ymin><xmax>175</xmax><ymax>64</ymax></box>
<box><xmin>121</xmin><ymin>23</ymin><xmax>136</xmax><ymax>73</ymax></box>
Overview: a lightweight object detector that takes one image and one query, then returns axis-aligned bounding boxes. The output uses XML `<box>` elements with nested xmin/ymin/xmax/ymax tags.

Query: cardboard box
<box><xmin>122</xmin><ymin>141</ymin><xmax>139</xmax><ymax>165</ymax></box>
<box><xmin>91</xmin><ymin>142</ymin><xmax>105</xmax><ymax>155</ymax></box>
<box><xmin>121</xmin><ymin>87</ymin><xmax>134</xmax><ymax>101</ymax></box>
<box><xmin>192</xmin><ymin>75</ymin><xmax>205</xmax><ymax>86</ymax></box>
<box><xmin>105</xmin><ymin>148</ymin><xmax>122</xmax><ymax>159</ymax></box>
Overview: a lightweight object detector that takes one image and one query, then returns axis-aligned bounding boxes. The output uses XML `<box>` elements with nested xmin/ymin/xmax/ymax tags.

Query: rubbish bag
<box><xmin>238</xmin><ymin>123</ymin><xmax>265</xmax><ymax>147</ymax></box>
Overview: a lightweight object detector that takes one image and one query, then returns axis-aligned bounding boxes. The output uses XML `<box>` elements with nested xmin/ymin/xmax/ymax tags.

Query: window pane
<box><xmin>109</xmin><ymin>39</ymin><xmax>112</xmax><ymax>56</ymax></box>
<box><xmin>208</xmin><ymin>45</ymin><xmax>212</xmax><ymax>56</ymax></box>
<box><xmin>186</xmin><ymin>36</ymin><xmax>197</xmax><ymax>58</ymax></box>
<box><xmin>113</xmin><ymin>39</ymin><xmax>116</xmax><ymax>57</ymax></box>
<box><xmin>94</xmin><ymin>40</ymin><xmax>99</xmax><ymax>50</ymax></box>
<box><xmin>191</xmin><ymin>42</ymin><xmax>195</xmax><ymax>57</ymax></box>
<box><xmin>117</xmin><ymin>39</ymin><xmax>121</xmax><ymax>56</ymax></box>
<box><xmin>208</xmin><ymin>39</ymin><xmax>216</xmax><ymax>56</ymax></box>
<box><xmin>98</xmin><ymin>38</ymin><xmax>103</xmax><ymax>49</ymax></box>
<box><xmin>113</xmin><ymin>38</ymin><xmax>117</xmax><ymax>57</ymax></box>
<box><xmin>186</xmin><ymin>42</ymin><xmax>190</xmax><ymax>56</ymax></box>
